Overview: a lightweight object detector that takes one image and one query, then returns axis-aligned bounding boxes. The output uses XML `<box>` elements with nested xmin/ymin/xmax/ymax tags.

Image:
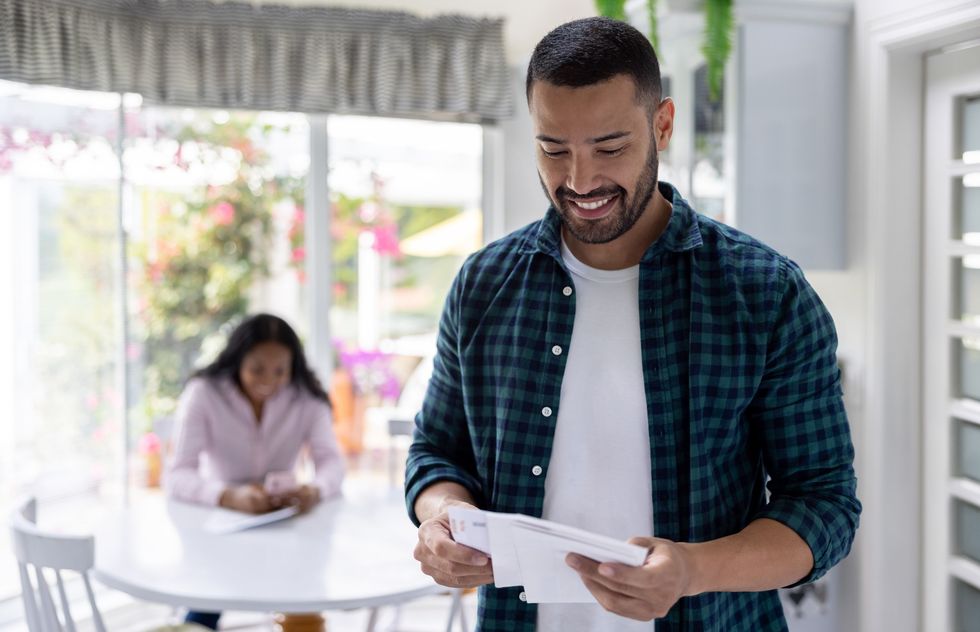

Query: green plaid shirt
<box><xmin>405</xmin><ymin>182</ymin><xmax>860</xmax><ymax>631</ymax></box>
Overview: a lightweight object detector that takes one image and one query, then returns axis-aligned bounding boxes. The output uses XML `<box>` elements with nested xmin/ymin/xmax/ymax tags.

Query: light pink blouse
<box><xmin>164</xmin><ymin>376</ymin><xmax>345</xmax><ymax>506</ymax></box>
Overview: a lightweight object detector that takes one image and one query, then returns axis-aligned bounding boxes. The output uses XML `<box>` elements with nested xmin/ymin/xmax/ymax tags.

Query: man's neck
<box><xmin>561</xmin><ymin>190</ymin><xmax>672</xmax><ymax>270</ymax></box>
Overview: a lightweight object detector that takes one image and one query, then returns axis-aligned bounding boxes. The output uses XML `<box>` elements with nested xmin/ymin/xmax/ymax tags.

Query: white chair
<box><xmin>363</xmin><ymin>588</ymin><xmax>467</xmax><ymax>632</ymax></box>
<box><xmin>10</xmin><ymin>496</ymin><xmax>204</xmax><ymax>632</ymax></box>
<box><xmin>10</xmin><ymin>496</ymin><xmax>107</xmax><ymax>632</ymax></box>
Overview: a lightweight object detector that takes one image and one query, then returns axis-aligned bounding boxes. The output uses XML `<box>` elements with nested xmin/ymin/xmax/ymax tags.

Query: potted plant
<box><xmin>594</xmin><ymin>0</ymin><xmax>733</xmax><ymax>101</ymax></box>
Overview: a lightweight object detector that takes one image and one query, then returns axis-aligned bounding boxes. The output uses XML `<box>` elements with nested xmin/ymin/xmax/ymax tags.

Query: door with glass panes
<box><xmin>923</xmin><ymin>42</ymin><xmax>980</xmax><ymax>632</ymax></box>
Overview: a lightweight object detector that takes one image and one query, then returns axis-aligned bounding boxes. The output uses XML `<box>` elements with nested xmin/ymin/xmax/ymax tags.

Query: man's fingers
<box><xmin>419</xmin><ymin>563</ymin><xmax>494</xmax><ymax>588</ymax></box>
<box><xmin>566</xmin><ymin>554</ymin><xmax>652</xmax><ymax>599</ymax></box>
<box><xmin>580</xmin><ymin>576</ymin><xmax>662</xmax><ymax>621</ymax></box>
<box><xmin>414</xmin><ymin>543</ymin><xmax>493</xmax><ymax>578</ymax></box>
<box><xmin>420</xmin><ymin>520</ymin><xmax>489</xmax><ymax>566</ymax></box>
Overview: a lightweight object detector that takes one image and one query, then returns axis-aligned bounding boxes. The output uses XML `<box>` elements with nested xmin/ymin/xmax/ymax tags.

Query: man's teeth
<box><xmin>574</xmin><ymin>197</ymin><xmax>612</xmax><ymax>210</ymax></box>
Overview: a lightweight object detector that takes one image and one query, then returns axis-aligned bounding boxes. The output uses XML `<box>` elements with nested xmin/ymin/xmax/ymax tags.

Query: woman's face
<box><xmin>238</xmin><ymin>341</ymin><xmax>292</xmax><ymax>406</ymax></box>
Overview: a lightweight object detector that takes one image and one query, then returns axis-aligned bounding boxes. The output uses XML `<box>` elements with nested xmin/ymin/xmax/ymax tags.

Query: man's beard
<box><xmin>541</xmin><ymin>143</ymin><xmax>660</xmax><ymax>245</ymax></box>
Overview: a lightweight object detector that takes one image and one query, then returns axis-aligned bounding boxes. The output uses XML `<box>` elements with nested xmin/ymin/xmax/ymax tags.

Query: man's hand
<box><xmin>219</xmin><ymin>484</ymin><xmax>274</xmax><ymax>514</ymax></box>
<box><xmin>414</xmin><ymin>500</ymin><xmax>494</xmax><ymax>589</ymax></box>
<box><xmin>272</xmin><ymin>484</ymin><xmax>320</xmax><ymax>513</ymax></box>
<box><xmin>566</xmin><ymin>536</ymin><xmax>694</xmax><ymax>621</ymax></box>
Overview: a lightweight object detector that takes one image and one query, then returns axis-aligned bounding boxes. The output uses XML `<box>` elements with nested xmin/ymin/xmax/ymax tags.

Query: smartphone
<box><xmin>263</xmin><ymin>470</ymin><xmax>298</xmax><ymax>495</ymax></box>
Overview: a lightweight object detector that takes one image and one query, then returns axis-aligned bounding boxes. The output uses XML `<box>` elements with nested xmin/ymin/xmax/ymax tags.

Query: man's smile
<box><xmin>566</xmin><ymin>193</ymin><xmax>620</xmax><ymax>219</ymax></box>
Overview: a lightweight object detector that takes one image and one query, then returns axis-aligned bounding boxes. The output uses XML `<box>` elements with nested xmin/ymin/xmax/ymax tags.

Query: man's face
<box><xmin>529</xmin><ymin>74</ymin><xmax>670</xmax><ymax>245</ymax></box>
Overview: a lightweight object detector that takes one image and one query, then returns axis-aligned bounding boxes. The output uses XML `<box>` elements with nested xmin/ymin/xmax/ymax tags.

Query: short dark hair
<box><xmin>193</xmin><ymin>313</ymin><xmax>330</xmax><ymax>404</ymax></box>
<box><xmin>526</xmin><ymin>17</ymin><xmax>662</xmax><ymax>109</ymax></box>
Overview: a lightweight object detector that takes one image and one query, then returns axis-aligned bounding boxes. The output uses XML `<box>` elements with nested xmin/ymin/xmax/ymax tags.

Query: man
<box><xmin>406</xmin><ymin>16</ymin><xmax>860</xmax><ymax>632</ymax></box>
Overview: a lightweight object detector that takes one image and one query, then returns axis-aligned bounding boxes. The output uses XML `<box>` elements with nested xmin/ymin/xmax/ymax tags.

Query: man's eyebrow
<box><xmin>535</xmin><ymin>131</ymin><xmax>632</xmax><ymax>144</ymax></box>
<box><xmin>536</xmin><ymin>134</ymin><xmax>566</xmax><ymax>144</ymax></box>
<box><xmin>591</xmin><ymin>131</ymin><xmax>631</xmax><ymax>143</ymax></box>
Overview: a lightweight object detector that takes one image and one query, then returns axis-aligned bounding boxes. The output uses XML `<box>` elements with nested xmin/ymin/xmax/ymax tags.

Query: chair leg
<box><xmin>444</xmin><ymin>589</ymin><xmax>463</xmax><ymax>632</ymax></box>
<box><xmin>457</xmin><ymin>593</ymin><xmax>469</xmax><ymax>632</ymax></box>
<box><xmin>364</xmin><ymin>606</ymin><xmax>380</xmax><ymax>632</ymax></box>
<box><xmin>387</xmin><ymin>605</ymin><xmax>402</xmax><ymax>631</ymax></box>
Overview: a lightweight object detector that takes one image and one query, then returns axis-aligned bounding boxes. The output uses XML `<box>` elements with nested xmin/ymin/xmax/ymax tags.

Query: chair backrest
<box><xmin>9</xmin><ymin>497</ymin><xmax>106</xmax><ymax>632</ymax></box>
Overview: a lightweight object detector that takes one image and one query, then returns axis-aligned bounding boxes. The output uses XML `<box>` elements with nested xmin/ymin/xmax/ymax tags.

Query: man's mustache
<box><xmin>555</xmin><ymin>185</ymin><xmax>624</xmax><ymax>201</ymax></box>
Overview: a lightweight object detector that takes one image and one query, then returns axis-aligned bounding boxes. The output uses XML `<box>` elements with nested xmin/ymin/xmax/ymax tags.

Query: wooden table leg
<box><xmin>273</xmin><ymin>613</ymin><xmax>326</xmax><ymax>632</ymax></box>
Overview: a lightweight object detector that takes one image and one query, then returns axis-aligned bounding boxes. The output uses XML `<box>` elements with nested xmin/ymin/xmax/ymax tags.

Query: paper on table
<box><xmin>203</xmin><ymin>505</ymin><xmax>299</xmax><ymax>535</ymax></box>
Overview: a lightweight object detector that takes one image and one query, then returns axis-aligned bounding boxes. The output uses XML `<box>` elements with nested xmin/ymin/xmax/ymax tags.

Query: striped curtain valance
<box><xmin>0</xmin><ymin>0</ymin><xmax>513</xmax><ymax>121</ymax></box>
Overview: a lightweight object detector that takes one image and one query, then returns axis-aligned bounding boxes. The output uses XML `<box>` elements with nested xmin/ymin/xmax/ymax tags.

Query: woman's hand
<box><xmin>219</xmin><ymin>484</ymin><xmax>274</xmax><ymax>514</ymax></box>
<box><xmin>273</xmin><ymin>484</ymin><xmax>320</xmax><ymax>513</ymax></box>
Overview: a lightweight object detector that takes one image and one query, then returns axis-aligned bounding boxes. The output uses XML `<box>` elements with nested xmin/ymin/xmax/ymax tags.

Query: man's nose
<box><xmin>566</xmin><ymin>154</ymin><xmax>599</xmax><ymax>195</ymax></box>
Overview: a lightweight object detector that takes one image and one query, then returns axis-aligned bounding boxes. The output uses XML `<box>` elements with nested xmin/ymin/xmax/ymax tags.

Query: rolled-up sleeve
<box><xmin>404</xmin><ymin>270</ymin><xmax>485</xmax><ymax>526</ymax></box>
<box><xmin>748</xmin><ymin>260</ymin><xmax>861</xmax><ymax>585</ymax></box>
<box><xmin>164</xmin><ymin>379</ymin><xmax>226</xmax><ymax>506</ymax></box>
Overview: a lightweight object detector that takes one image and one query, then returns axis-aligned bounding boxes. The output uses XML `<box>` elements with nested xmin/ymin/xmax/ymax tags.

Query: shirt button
<box><xmin>551</xmin><ymin>345</ymin><xmax>562</xmax><ymax>356</ymax></box>
<box><xmin>562</xmin><ymin>286</ymin><xmax>573</xmax><ymax>296</ymax></box>
<box><xmin>541</xmin><ymin>407</ymin><xmax>552</xmax><ymax>418</ymax></box>
<box><xmin>531</xmin><ymin>465</ymin><xmax>543</xmax><ymax>476</ymax></box>
<box><xmin>519</xmin><ymin>591</ymin><xmax>527</xmax><ymax>602</ymax></box>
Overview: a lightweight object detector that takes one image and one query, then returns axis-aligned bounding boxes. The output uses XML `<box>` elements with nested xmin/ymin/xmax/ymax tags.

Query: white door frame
<box><xmin>862</xmin><ymin>2</ymin><xmax>980</xmax><ymax>631</ymax></box>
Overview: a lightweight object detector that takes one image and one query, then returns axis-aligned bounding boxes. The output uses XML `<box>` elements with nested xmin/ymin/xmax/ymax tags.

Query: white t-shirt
<box><xmin>536</xmin><ymin>240</ymin><xmax>655</xmax><ymax>632</ymax></box>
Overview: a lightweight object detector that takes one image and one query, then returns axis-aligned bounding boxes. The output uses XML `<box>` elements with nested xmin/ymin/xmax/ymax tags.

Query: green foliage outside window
<box><xmin>131</xmin><ymin>114</ymin><xmax>299</xmax><ymax>427</ymax></box>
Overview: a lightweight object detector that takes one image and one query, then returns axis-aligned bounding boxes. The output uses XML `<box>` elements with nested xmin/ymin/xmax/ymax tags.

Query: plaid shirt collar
<box><xmin>517</xmin><ymin>181</ymin><xmax>704</xmax><ymax>261</ymax></box>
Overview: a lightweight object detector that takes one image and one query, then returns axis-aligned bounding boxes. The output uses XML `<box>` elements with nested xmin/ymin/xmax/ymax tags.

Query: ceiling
<box><xmin>265</xmin><ymin>0</ymin><xmax>599</xmax><ymax>64</ymax></box>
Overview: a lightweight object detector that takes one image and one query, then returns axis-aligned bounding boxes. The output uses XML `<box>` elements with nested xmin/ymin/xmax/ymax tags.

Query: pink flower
<box><xmin>291</xmin><ymin>246</ymin><xmax>306</xmax><ymax>263</ymax></box>
<box><xmin>372</xmin><ymin>224</ymin><xmax>401</xmax><ymax>257</ymax></box>
<box><xmin>208</xmin><ymin>201</ymin><xmax>235</xmax><ymax>226</ymax></box>
<box><xmin>138</xmin><ymin>432</ymin><xmax>161</xmax><ymax>455</ymax></box>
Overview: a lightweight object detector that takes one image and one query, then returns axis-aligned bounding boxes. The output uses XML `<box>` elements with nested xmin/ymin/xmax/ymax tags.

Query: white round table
<box><xmin>92</xmin><ymin>491</ymin><xmax>444</xmax><ymax>616</ymax></box>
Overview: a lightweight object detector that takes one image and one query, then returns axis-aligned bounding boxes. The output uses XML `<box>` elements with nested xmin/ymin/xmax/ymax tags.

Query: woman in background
<box><xmin>165</xmin><ymin>313</ymin><xmax>345</xmax><ymax>630</ymax></box>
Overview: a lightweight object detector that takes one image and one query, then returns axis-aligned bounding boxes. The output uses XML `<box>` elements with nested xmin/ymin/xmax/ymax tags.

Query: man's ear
<box><xmin>654</xmin><ymin>97</ymin><xmax>675</xmax><ymax>151</ymax></box>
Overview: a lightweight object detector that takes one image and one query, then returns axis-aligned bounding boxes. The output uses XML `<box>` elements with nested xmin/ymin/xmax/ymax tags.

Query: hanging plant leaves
<box><xmin>702</xmin><ymin>0</ymin><xmax>733</xmax><ymax>102</ymax></box>
<box><xmin>646</xmin><ymin>0</ymin><xmax>660</xmax><ymax>55</ymax></box>
<box><xmin>594</xmin><ymin>0</ymin><xmax>627</xmax><ymax>21</ymax></box>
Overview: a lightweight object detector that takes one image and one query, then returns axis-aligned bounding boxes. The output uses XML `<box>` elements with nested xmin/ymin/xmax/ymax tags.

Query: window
<box><xmin>657</xmin><ymin>64</ymin><xmax>732</xmax><ymax>225</ymax></box>
<box><xmin>0</xmin><ymin>81</ymin><xmax>123</xmax><ymax>597</ymax></box>
<box><xmin>123</xmin><ymin>105</ymin><xmax>310</xmax><ymax>444</ymax></box>
<box><xmin>326</xmin><ymin>115</ymin><xmax>483</xmax><ymax>463</ymax></box>
<box><xmin>0</xmin><ymin>78</ymin><xmax>488</xmax><ymax>597</ymax></box>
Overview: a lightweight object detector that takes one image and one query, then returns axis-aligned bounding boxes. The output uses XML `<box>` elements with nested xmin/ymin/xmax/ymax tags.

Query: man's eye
<box><xmin>541</xmin><ymin>148</ymin><xmax>567</xmax><ymax>158</ymax></box>
<box><xmin>599</xmin><ymin>147</ymin><xmax>625</xmax><ymax>156</ymax></box>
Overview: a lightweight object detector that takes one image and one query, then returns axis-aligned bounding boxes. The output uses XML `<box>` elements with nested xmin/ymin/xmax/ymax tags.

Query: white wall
<box><xmin>499</xmin><ymin>62</ymin><xmax>549</xmax><ymax>234</ymax></box>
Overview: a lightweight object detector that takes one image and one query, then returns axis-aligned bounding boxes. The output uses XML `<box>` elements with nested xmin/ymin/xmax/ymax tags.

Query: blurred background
<box><xmin>1</xmin><ymin>0</ymin><xmax>979</xmax><ymax>630</ymax></box>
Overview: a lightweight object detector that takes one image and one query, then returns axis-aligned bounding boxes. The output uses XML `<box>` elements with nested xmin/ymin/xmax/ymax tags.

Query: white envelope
<box><xmin>447</xmin><ymin>508</ymin><xmax>648</xmax><ymax>598</ymax></box>
<box><xmin>510</xmin><ymin>520</ymin><xmax>648</xmax><ymax>603</ymax></box>
<box><xmin>447</xmin><ymin>506</ymin><xmax>491</xmax><ymax>555</ymax></box>
<box><xmin>511</xmin><ymin>525</ymin><xmax>594</xmax><ymax>603</ymax></box>
<box><xmin>484</xmin><ymin>512</ymin><xmax>524</xmax><ymax>587</ymax></box>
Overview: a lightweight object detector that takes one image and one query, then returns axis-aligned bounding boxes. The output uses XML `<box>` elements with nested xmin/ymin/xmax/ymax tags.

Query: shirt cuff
<box><xmin>752</xmin><ymin>498</ymin><xmax>830</xmax><ymax>586</ymax></box>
